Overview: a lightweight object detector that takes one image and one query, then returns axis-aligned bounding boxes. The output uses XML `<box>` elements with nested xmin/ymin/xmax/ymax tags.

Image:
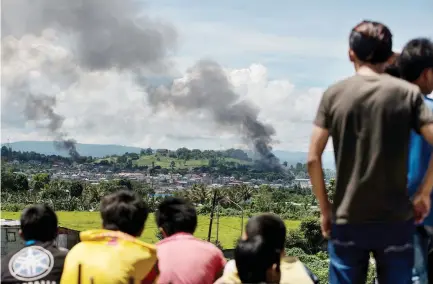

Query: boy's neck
<box><xmin>356</xmin><ymin>65</ymin><xmax>383</xmax><ymax>76</ymax></box>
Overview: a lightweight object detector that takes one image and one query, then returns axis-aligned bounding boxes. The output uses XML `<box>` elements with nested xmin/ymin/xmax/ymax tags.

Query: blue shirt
<box><xmin>408</xmin><ymin>96</ymin><xmax>433</xmax><ymax>226</ymax></box>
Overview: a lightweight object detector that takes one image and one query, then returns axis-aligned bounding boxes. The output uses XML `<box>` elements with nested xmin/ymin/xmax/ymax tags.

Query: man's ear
<box><xmin>18</xmin><ymin>229</ymin><xmax>24</xmax><ymax>240</ymax></box>
<box><xmin>159</xmin><ymin>227</ymin><xmax>167</xmax><ymax>238</ymax></box>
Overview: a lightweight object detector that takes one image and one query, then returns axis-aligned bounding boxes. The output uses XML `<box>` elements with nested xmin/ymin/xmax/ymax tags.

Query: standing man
<box><xmin>307</xmin><ymin>20</ymin><xmax>433</xmax><ymax>284</ymax></box>
<box><xmin>399</xmin><ymin>38</ymin><xmax>433</xmax><ymax>284</ymax></box>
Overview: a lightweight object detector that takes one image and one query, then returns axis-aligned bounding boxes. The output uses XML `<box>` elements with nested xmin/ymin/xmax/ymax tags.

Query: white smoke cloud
<box><xmin>1</xmin><ymin>30</ymin><xmax>324</xmax><ymax>152</ymax></box>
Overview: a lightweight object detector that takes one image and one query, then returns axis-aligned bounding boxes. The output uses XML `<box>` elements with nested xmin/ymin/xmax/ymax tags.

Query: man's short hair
<box><xmin>20</xmin><ymin>204</ymin><xmax>58</xmax><ymax>242</ymax></box>
<box><xmin>245</xmin><ymin>213</ymin><xmax>286</xmax><ymax>251</ymax></box>
<box><xmin>399</xmin><ymin>38</ymin><xmax>433</xmax><ymax>82</ymax></box>
<box><xmin>235</xmin><ymin>235</ymin><xmax>281</xmax><ymax>283</ymax></box>
<box><xmin>349</xmin><ymin>20</ymin><xmax>393</xmax><ymax>64</ymax></box>
<box><xmin>100</xmin><ymin>190</ymin><xmax>149</xmax><ymax>237</ymax></box>
<box><xmin>155</xmin><ymin>197</ymin><xmax>197</xmax><ymax>236</ymax></box>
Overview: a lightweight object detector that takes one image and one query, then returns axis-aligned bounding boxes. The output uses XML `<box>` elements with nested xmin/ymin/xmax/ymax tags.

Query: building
<box><xmin>293</xmin><ymin>178</ymin><xmax>312</xmax><ymax>189</ymax></box>
<box><xmin>1</xmin><ymin>219</ymin><xmax>80</xmax><ymax>256</ymax></box>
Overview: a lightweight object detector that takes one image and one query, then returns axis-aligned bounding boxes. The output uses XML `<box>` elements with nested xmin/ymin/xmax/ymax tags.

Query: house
<box><xmin>293</xmin><ymin>178</ymin><xmax>312</xmax><ymax>189</ymax></box>
<box><xmin>1</xmin><ymin>219</ymin><xmax>80</xmax><ymax>256</ymax></box>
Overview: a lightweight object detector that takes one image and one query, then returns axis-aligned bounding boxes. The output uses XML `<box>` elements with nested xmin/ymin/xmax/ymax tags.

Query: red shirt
<box><xmin>156</xmin><ymin>233</ymin><xmax>226</xmax><ymax>284</ymax></box>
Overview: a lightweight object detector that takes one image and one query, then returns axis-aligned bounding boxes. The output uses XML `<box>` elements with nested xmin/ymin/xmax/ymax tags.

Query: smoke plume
<box><xmin>1</xmin><ymin>0</ymin><xmax>176</xmax><ymax>159</ymax></box>
<box><xmin>145</xmin><ymin>60</ymin><xmax>281</xmax><ymax>169</ymax></box>
<box><xmin>2</xmin><ymin>0</ymin><xmax>281</xmax><ymax>168</ymax></box>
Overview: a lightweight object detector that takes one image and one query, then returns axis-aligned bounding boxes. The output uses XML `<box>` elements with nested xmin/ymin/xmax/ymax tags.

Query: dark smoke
<box><xmin>1</xmin><ymin>0</ymin><xmax>177</xmax><ymax>72</ymax></box>
<box><xmin>2</xmin><ymin>0</ymin><xmax>281</xmax><ymax>168</ymax></box>
<box><xmin>145</xmin><ymin>60</ymin><xmax>281</xmax><ymax>170</ymax></box>
<box><xmin>2</xmin><ymin>0</ymin><xmax>176</xmax><ymax>159</ymax></box>
<box><xmin>25</xmin><ymin>94</ymin><xmax>80</xmax><ymax>160</ymax></box>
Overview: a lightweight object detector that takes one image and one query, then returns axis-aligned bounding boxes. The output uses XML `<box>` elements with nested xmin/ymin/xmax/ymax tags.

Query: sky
<box><xmin>1</xmin><ymin>0</ymin><xmax>433</xmax><ymax>152</ymax></box>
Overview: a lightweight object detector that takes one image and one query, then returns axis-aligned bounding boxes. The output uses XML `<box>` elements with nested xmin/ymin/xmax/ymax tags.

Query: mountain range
<box><xmin>3</xmin><ymin>141</ymin><xmax>336</xmax><ymax>169</ymax></box>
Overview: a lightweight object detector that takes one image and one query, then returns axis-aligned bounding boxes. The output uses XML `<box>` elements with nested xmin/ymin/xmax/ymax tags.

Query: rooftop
<box><xmin>0</xmin><ymin>219</ymin><xmax>20</xmax><ymax>227</ymax></box>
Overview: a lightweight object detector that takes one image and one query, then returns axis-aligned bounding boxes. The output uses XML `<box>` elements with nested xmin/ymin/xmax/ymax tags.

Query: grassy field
<box><xmin>1</xmin><ymin>211</ymin><xmax>300</xmax><ymax>248</ymax></box>
<box><xmin>97</xmin><ymin>155</ymin><xmax>251</xmax><ymax>169</ymax></box>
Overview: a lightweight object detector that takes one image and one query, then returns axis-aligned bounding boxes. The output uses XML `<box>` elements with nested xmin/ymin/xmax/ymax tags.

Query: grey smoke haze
<box><xmin>1</xmin><ymin>0</ymin><xmax>176</xmax><ymax>159</ymax></box>
<box><xmin>2</xmin><ymin>0</ymin><xmax>280</xmax><ymax>167</ymax></box>
<box><xmin>146</xmin><ymin>60</ymin><xmax>281</xmax><ymax>169</ymax></box>
<box><xmin>1</xmin><ymin>0</ymin><xmax>177</xmax><ymax>71</ymax></box>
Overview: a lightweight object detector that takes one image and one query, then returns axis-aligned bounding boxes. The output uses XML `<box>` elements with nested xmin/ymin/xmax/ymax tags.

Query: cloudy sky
<box><xmin>1</xmin><ymin>0</ymin><xmax>432</xmax><ymax>152</ymax></box>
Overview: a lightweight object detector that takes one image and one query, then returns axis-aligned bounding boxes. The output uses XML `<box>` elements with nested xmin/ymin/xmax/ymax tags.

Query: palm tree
<box><xmin>189</xmin><ymin>184</ymin><xmax>211</xmax><ymax>204</ymax></box>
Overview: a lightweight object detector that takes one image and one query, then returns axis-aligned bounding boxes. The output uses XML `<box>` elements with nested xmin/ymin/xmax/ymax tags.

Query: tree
<box><xmin>31</xmin><ymin>173</ymin><xmax>51</xmax><ymax>191</ymax></box>
<box><xmin>326</xmin><ymin>178</ymin><xmax>336</xmax><ymax>202</ymax></box>
<box><xmin>118</xmin><ymin>178</ymin><xmax>133</xmax><ymax>190</ymax></box>
<box><xmin>69</xmin><ymin>181</ymin><xmax>84</xmax><ymax>197</ymax></box>
<box><xmin>283</xmin><ymin>161</ymin><xmax>288</xmax><ymax>167</ymax></box>
<box><xmin>299</xmin><ymin>217</ymin><xmax>324</xmax><ymax>254</ymax></box>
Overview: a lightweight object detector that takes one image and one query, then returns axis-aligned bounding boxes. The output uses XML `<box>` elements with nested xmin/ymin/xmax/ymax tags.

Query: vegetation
<box><xmin>0</xmin><ymin>211</ymin><xmax>300</xmax><ymax>249</ymax></box>
<box><xmin>0</xmin><ymin>147</ymin><xmax>351</xmax><ymax>283</ymax></box>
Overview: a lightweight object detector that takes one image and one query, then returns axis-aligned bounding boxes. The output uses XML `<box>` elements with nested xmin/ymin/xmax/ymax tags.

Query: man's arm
<box><xmin>307</xmin><ymin>125</ymin><xmax>331</xmax><ymax>215</ymax></box>
<box><xmin>418</xmin><ymin>123</ymin><xmax>433</xmax><ymax>197</ymax></box>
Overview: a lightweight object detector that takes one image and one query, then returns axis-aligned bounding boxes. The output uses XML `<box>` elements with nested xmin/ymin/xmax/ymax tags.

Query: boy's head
<box><xmin>155</xmin><ymin>197</ymin><xmax>197</xmax><ymax>237</ymax></box>
<box><xmin>20</xmin><ymin>204</ymin><xmax>58</xmax><ymax>242</ymax></box>
<box><xmin>399</xmin><ymin>38</ymin><xmax>433</xmax><ymax>94</ymax></box>
<box><xmin>100</xmin><ymin>190</ymin><xmax>149</xmax><ymax>237</ymax></box>
<box><xmin>349</xmin><ymin>20</ymin><xmax>393</xmax><ymax>71</ymax></box>
<box><xmin>244</xmin><ymin>213</ymin><xmax>286</xmax><ymax>252</ymax></box>
<box><xmin>235</xmin><ymin>236</ymin><xmax>281</xmax><ymax>284</ymax></box>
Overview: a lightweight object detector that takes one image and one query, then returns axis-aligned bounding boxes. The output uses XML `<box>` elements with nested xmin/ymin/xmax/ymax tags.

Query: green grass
<box><xmin>134</xmin><ymin>155</ymin><xmax>209</xmax><ymax>168</ymax></box>
<box><xmin>96</xmin><ymin>155</ymin><xmax>252</xmax><ymax>169</ymax></box>
<box><xmin>1</xmin><ymin>211</ymin><xmax>300</xmax><ymax>249</ymax></box>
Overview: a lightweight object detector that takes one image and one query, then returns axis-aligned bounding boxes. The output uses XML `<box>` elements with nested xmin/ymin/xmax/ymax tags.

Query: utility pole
<box><xmin>216</xmin><ymin>202</ymin><xmax>220</xmax><ymax>243</ymax></box>
<box><xmin>207</xmin><ymin>189</ymin><xmax>218</xmax><ymax>242</ymax></box>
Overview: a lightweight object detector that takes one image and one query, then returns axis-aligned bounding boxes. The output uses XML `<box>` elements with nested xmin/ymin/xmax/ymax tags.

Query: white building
<box><xmin>293</xmin><ymin>178</ymin><xmax>312</xmax><ymax>189</ymax></box>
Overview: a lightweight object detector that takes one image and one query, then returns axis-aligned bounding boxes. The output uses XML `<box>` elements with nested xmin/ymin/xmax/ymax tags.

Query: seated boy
<box><xmin>60</xmin><ymin>190</ymin><xmax>158</xmax><ymax>284</ymax></box>
<box><xmin>1</xmin><ymin>204</ymin><xmax>68</xmax><ymax>284</ymax></box>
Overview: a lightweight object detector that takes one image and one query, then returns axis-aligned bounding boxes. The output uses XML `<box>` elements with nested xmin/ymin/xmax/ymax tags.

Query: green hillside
<box><xmin>97</xmin><ymin>154</ymin><xmax>251</xmax><ymax>169</ymax></box>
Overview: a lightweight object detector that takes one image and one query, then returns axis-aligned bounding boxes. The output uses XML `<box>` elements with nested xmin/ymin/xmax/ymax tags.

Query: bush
<box><xmin>1</xmin><ymin>203</ymin><xmax>26</xmax><ymax>212</ymax></box>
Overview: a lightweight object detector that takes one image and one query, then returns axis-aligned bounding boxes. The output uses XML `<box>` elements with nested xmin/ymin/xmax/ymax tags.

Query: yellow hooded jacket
<box><xmin>60</xmin><ymin>229</ymin><xmax>158</xmax><ymax>284</ymax></box>
<box><xmin>215</xmin><ymin>257</ymin><xmax>315</xmax><ymax>284</ymax></box>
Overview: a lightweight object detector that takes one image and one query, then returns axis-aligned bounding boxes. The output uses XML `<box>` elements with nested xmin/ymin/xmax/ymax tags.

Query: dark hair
<box><xmin>20</xmin><ymin>204</ymin><xmax>58</xmax><ymax>242</ymax></box>
<box><xmin>246</xmin><ymin>213</ymin><xmax>286</xmax><ymax>250</ymax></box>
<box><xmin>399</xmin><ymin>38</ymin><xmax>433</xmax><ymax>82</ymax></box>
<box><xmin>155</xmin><ymin>197</ymin><xmax>197</xmax><ymax>236</ymax></box>
<box><xmin>385</xmin><ymin>62</ymin><xmax>401</xmax><ymax>78</ymax></box>
<box><xmin>235</xmin><ymin>236</ymin><xmax>281</xmax><ymax>283</ymax></box>
<box><xmin>349</xmin><ymin>20</ymin><xmax>393</xmax><ymax>64</ymax></box>
<box><xmin>100</xmin><ymin>190</ymin><xmax>149</xmax><ymax>236</ymax></box>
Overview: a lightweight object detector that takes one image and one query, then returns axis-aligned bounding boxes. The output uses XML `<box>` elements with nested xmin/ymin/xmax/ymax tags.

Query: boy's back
<box><xmin>317</xmin><ymin>73</ymin><xmax>429</xmax><ymax>224</ymax></box>
<box><xmin>157</xmin><ymin>233</ymin><xmax>226</xmax><ymax>284</ymax></box>
<box><xmin>60</xmin><ymin>230</ymin><xmax>158</xmax><ymax>284</ymax></box>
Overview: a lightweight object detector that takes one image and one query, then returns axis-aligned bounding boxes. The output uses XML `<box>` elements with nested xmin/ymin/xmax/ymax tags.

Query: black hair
<box><xmin>20</xmin><ymin>204</ymin><xmax>58</xmax><ymax>242</ymax></box>
<box><xmin>399</xmin><ymin>38</ymin><xmax>433</xmax><ymax>82</ymax></box>
<box><xmin>384</xmin><ymin>62</ymin><xmax>401</xmax><ymax>78</ymax></box>
<box><xmin>349</xmin><ymin>20</ymin><xmax>393</xmax><ymax>64</ymax></box>
<box><xmin>155</xmin><ymin>197</ymin><xmax>197</xmax><ymax>236</ymax></box>
<box><xmin>245</xmin><ymin>213</ymin><xmax>286</xmax><ymax>251</ymax></box>
<box><xmin>235</xmin><ymin>235</ymin><xmax>281</xmax><ymax>283</ymax></box>
<box><xmin>100</xmin><ymin>190</ymin><xmax>149</xmax><ymax>236</ymax></box>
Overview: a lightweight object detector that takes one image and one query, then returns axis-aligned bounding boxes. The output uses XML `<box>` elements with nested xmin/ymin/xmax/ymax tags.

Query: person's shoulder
<box><xmin>322</xmin><ymin>75</ymin><xmax>360</xmax><ymax>99</ymax></box>
<box><xmin>381</xmin><ymin>74</ymin><xmax>420</xmax><ymax>94</ymax></box>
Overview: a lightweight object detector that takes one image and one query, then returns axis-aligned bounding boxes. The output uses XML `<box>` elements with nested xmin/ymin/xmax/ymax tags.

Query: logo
<box><xmin>9</xmin><ymin>246</ymin><xmax>54</xmax><ymax>281</ymax></box>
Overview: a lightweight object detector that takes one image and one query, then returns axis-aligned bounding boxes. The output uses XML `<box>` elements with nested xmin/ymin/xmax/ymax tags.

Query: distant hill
<box><xmin>4</xmin><ymin>141</ymin><xmax>142</xmax><ymax>158</ymax></box>
<box><xmin>3</xmin><ymin>141</ymin><xmax>335</xmax><ymax>169</ymax></box>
